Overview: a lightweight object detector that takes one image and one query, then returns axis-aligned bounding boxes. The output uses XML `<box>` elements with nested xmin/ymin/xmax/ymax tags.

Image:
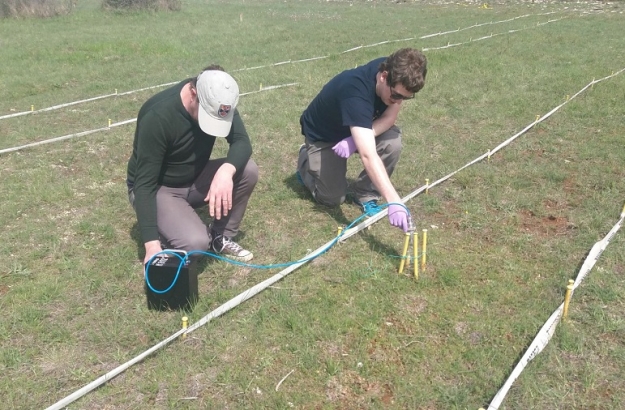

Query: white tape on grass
<box><xmin>44</xmin><ymin>327</ymin><xmax>188</xmax><ymax>410</ymax></box>
<box><xmin>0</xmin><ymin>82</ymin><xmax>178</xmax><ymax>121</ymax></box>
<box><xmin>0</xmin><ymin>15</ymin><xmax>575</xmax><ymax>156</ymax></box>
<box><xmin>0</xmin><ymin>83</ymin><xmax>298</xmax><ymax>156</ymax></box>
<box><xmin>487</xmin><ymin>211</ymin><xmax>625</xmax><ymax>410</ymax></box>
<box><xmin>0</xmin><ymin>11</ymin><xmax>564</xmax><ymax>122</ymax></box>
<box><xmin>0</xmin><ymin>119</ymin><xmax>137</xmax><ymax>155</ymax></box>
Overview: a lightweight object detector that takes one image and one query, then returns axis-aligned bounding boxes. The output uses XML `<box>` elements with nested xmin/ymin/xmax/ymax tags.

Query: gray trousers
<box><xmin>297</xmin><ymin>126</ymin><xmax>402</xmax><ymax>207</ymax></box>
<box><xmin>129</xmin><ymin>158</ymin><xmax>258</xmax><ymax>252</ymax></box>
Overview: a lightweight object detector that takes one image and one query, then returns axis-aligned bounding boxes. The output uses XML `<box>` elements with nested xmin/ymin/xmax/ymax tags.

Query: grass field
<box><xmin>1</xmin><ymin>0</ymin><xmax>625</xmax><ymax>409</ymax></box>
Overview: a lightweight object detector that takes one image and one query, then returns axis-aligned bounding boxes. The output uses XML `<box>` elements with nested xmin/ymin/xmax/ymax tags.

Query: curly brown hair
<box><xmin>379</xmin><ymin>48</ymin><xmax>427</xmax><ymax>93</ymax></box>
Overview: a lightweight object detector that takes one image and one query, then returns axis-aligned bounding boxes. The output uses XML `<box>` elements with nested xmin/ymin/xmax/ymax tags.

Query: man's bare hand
<box><xmin>144</xmin><ymin>240</ymin><xmax>163</xmax><ymax>265</ymax></box>
<box><xmin>205</xmin><ymin>163</ymin><xmax>236</xmax><ymax>220</ymax></box>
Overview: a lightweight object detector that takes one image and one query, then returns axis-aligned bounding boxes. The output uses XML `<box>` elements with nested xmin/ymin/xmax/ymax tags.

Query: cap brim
<box><xmin>198</xmin><ymin>105</ymin><xmax>233</xmax><ymax>138</ymax></box>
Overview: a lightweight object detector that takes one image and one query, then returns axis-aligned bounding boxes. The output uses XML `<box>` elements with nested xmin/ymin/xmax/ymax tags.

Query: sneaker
<box><xmin>355</xmin><ymin>199</ymin><xmax>382</xmax><ymax>217</ymax></box>
<box><xmin>211</xmin><ymin>232</ymin><xmax>253</xmax><ymax>262</ymax></box>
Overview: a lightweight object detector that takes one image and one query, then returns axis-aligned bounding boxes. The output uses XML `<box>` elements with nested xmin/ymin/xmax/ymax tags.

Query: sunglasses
<box><xmin>390</xmin><ymin>86</ymin><xmax>415</xmax><ymax>101</ymax></box>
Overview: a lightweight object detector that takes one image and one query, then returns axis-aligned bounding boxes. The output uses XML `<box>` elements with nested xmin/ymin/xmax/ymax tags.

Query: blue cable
<box><xmin>144</xmin><ymin>250</ymin><xmax>187</xmax><ymax>294</ymax></box>
<box><xmin>145</xmin><ymin>202</ymin><xmax>411</xmax><ymax>294</ymax></box>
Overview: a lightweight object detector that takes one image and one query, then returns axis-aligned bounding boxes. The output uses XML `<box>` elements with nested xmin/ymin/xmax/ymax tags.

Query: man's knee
<box><xmin>314</xmin><ymin>192</ymin><xmax>345</xmax><ymax>208</ymax></box>
<box><xmin>180</xmin><ymin>232</ymin><xmax>211</xmax><ymax>252</ymax></box>
<box><xmin>378</xmin><ymin>134</ymin><xmax>402</xmax><ymax>155</ymax></box>
<box><xmin>240</xmin><ymin>159</ymin><xmax>259</xmax><ymax>187</ymax></box>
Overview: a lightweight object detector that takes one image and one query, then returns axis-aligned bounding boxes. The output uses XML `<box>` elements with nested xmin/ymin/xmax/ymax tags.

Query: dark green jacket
<box><xmin>127</xmin><ymin>79</ymin><xmax>252</xmax><ymax>243</ymax></box>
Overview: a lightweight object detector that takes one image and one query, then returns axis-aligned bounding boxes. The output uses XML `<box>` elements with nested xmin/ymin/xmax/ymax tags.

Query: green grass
<box><xmin>2</xmin><ymin>0</ymin><xmax>625</xmax><ymax>409</ymax></box>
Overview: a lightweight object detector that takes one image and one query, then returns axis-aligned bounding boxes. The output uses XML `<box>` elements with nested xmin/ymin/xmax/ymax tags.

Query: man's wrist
<box><xmin>218</xmin><ymin>163</ymin><xmax>237</xmax><ymax>177</ymax></box>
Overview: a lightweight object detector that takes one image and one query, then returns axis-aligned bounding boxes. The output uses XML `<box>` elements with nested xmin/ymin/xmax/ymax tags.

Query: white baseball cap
<box><xmin>196</xmin><ymin>70</ymin><xmax>240</xmax><ymax>137</ymax></box>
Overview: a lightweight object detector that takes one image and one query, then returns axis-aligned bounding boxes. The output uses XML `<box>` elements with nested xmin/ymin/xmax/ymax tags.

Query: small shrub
<box><xmin>0</xmin><ymin>0</ymin><xmax>75</xmax><ymax>18</ymax></box>
<box><xmin>102</xmin><ymin>0</ymin><xmax>180</xmax><ymax>12</ymax></box>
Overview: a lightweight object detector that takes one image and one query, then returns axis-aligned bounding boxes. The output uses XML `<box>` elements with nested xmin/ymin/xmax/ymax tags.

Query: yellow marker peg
<box><xmin>337</xmin><ymin>226</ymin><xmax>343</xmax><ymax>237</ymax></box>
<box><xmin>563</xmin><ymin>279</ymin><xmax>574</xmax><ymax>318</ymax></box>
<box><xmin>566</xmin><ymin>95</ymin><xmax>570</xmax><ymax>101</ymax></box>
<box><xmin>421</xmin><ymin>229</ymin><xmax>428</xmax><ymax>271</ymax></box>
<box><xmin>259</xmin><ymin>83</ymin><xmax>262</xmax><ymax>91</ymax></box>
<box><xmin>487</xmin><ymin>150</ymin><xmax>491</xmax><ymax>162</ymax></box>
<box><xmin>413</xmin><ymin>231</ymin><xmax>419</xmax><ymax>280</ymax></box>
<box><xmin>115</xmin><ymin>88</ymin><xmax>118</xmax><ymax>95</ymax></box>
<box><xmin>108</xmin><ymin>119</ymin><xmax>111</xmax><ymax>127</ymax></box>
<box><xmin>398</xmin><ymin>232</ymin><xmax>410</xmax><ymax>274</ymax></box>
<box><xmin>425</xmin><ymin>179</ymin><xmax>430</xmax><ymax>194</ymax></box>
<box><xmin>31</xmin><ymin>105</ymin><xmax>34</xmax><ymax>112</ymax></box>
<box><xmin>182</xmin><ymin>316</ymin><xmax>188</xmax><ymax>338</ymax></box>
<box><xmin>240</xmin><ymin>13</ymin><xmax>243</xmax><ymax>22</ymax></box>
<box><xmin>535</xmin><ymin>114</ymin><xmax>540</xmax><ymax>122</ymax></box>
<box><xmin>620</xmin><ymin>202</ymin><xmax>625</xmax><ymax>218</ymax></box>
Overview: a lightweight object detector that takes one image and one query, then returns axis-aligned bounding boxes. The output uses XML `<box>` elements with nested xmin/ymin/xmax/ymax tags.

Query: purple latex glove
<box><xmin>332</xmin><ymin>136</ymin><xmax>358</xmax><ymax>158</ymax></box>
<box><xmin>388</xmin><ymin>204</ymin><xmax>409</xmax><ymax>232</ymax></box>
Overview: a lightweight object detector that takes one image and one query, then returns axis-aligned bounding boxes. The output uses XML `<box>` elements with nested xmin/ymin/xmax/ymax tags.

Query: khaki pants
<box><xmin>129</xmin><ymin>158</ymin><xmax>258</xmax><ymax>252</ymax></box>
<box><xmin>297</xmin><ymin>126</ymin><xmax>402</xmax><ymax>207</ymax></box>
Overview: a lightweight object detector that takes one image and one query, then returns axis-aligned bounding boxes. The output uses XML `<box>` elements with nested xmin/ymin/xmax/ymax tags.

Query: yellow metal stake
<box><xmin>398</xmin><ymin>232</ymin><xmax>410</xmax><ymax>274</ymax></box>
<box><xmin>563</xmin><ymin>279</ymin><xmax>574</xmax><ymax>318</ymax></box>
<box><xmin>425</xmin><ymin>179</ymin><xmax>430</xmax><ymax>194</ymax></box>
<box><xmin>108</xmin><ymin>119</ymin><xmax>111</xmax><ymax>127</ymax></box>
<box><xmin>31</xmin><ymin>105</ymin><xmax>34</xmax><ymax>112</ymax></box>
<box><xmin>413</xmin><ymin>231</ymin><xmax>419</xmax><ymax>280</ymax></box>
<box><xmin>182</xmin><ymin>316</ymin><xmax>188</xmax><ymax>339</ymax></box>
<box><xmin>337</xmin><ymin>226</ymin><xmax>344</xmax><ymax>242</ymax></box>
<box><xmin>421</xmin><ymin>229</ymin><xmax>428</xmax><ymax>271</ymax></box>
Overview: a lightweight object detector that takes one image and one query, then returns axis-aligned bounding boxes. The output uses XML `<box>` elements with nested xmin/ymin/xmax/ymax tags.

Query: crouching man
<box><xmin>127</xmin><ymin>65</ymin><xmax>258</xmax><ymax>264</ymax></box>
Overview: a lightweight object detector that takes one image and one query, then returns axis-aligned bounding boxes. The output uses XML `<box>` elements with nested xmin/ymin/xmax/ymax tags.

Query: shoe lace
<box><xmin>222</xmin><ymin>237</ymin><xmax>243</xmax><ymax>253</ymax></box>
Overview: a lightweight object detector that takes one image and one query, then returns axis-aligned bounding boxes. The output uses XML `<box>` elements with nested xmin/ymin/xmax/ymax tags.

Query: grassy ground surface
<box><xmin>1</xmin><ymin>0</ymin><xmax>625</xmax><ymax>409</ymax></box>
